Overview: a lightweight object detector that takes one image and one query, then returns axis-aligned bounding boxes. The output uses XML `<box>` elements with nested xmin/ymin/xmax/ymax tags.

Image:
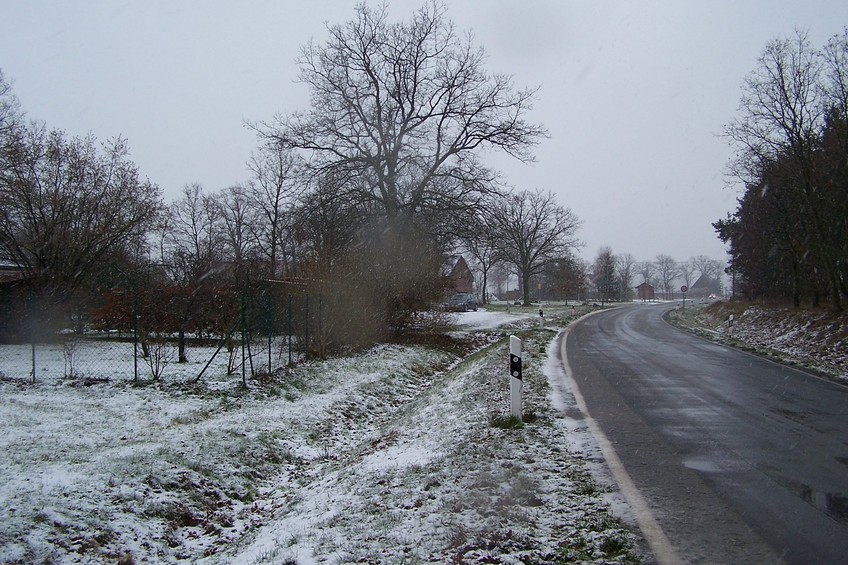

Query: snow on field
<box><xmin>448</xmin><ymin>307</ymin><xmax>540</xmax><ymax>330</ymax></box>
<box><xmin>0</xmin><ymin>306</ymin><xmax>644</xmax><ymax>564</ymax></box>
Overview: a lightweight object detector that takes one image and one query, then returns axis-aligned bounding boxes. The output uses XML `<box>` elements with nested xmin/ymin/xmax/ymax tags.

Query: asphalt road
<box><xmin>564</xmin><ymin>304</ymin><xmax>848</xmax><ymax>564</ymax></box>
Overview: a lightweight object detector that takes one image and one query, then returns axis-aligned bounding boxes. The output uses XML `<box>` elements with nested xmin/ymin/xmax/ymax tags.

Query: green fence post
<box><xmin>240</xmin><ymin>294</ymin><xmax>247</xmax><ymax>386</ymax></box>
<box><xmin>304</xmin><ymin>295</ymin><xmax>309</xmax><ymax>361</ymax></box>
<box><xmin>132</xmin><ymin>289</ymin><xmax>138</xmax><ymax>382</ymax></box>
<box><xmin>28</xmin><ymin>298</ymin><xmax>36</xmax><ymax>383</ymax></box>
<box><xmin>287</xmin><ymin>294</ymin><xmax>292</xmax><ymax>366</ymax></box>
<box><xmin>266</xmin><ymin>291</ymin><xmax>272</xmax><ymax>373</ymax></box>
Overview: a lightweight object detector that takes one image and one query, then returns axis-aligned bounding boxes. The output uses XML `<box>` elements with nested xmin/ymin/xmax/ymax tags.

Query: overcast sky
<box><xmin>3</xmin><ymin>1</ymin><xmax>847</xmax><ymax>263</ymax></box>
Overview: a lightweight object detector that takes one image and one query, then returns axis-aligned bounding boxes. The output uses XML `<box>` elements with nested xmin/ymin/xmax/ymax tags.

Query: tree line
<box><xmin>716</xmin><ymin>28</ymin><xmax>848</xmax><ymax>310</ymax></box>
<box><xmin>585</xmin><ymin>248</ymin><xmax>725</xmax><ymax>304</ymax></box>
<box><xmin>0</xmin><ymin>3</ymin><xmax>582</xmax><ymax>351</ymax></box>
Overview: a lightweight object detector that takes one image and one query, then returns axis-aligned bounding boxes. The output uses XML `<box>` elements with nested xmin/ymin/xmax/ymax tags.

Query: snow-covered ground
<box><xmin>668</xmin><ymin>301</ymin><xmax>848</xmax><ymax>383</ymax></box>
<box><xmin>0</xmin><ymin>305</ymin><xmax>645</xmax><ymax>564</ymax></box>
<box><xmin>447</xmin><ymin>307</ymin><xmax>541</xmax><ymax>330</ymax></box>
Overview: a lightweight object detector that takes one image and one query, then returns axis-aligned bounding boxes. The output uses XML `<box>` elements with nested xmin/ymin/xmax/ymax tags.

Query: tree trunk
<box><xmin>178</xmin><ymin>328</ymin><xmax>188</xmax><ymax>363</ymax></box>
<box><xmin>792</xmin><ymin>262</ymin><xmax>801</xmax><ymax>308</ymax></box>
<box><xmin>831</xmin><ymin>273</ymin><xmax>842</xmax><ymax>311</ymax></box>
<box><xmin>522</xmin><ymin>269</ymin><xmax>531</xmax><ymax>307</ymax></box>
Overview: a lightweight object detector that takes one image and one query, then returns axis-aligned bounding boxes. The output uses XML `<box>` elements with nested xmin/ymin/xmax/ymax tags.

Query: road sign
<box><xmin>681</xmin><ymin>285</ymin><xmax>688</xmax><ymax>293</ymax></box>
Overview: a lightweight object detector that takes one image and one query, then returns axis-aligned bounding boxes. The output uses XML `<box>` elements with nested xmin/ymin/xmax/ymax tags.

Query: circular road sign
<box><xmin>681</xmin><ymin>285</ymin><xmax>689</xmax><ymax>292</ymax></box>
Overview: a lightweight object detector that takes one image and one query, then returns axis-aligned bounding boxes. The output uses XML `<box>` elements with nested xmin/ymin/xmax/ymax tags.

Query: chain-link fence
<box><xmin>0</xmin><ymin>284</ymin><xmax>325</xmax><ymax>384</ymax></box>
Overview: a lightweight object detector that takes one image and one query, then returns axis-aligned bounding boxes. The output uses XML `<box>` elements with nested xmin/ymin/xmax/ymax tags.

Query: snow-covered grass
<box><xmin>0</xmin><ymin>304</ymin><xmax>644</xmax><ymax>564</ymax></box>
<box><xmin>667</xmin><ymin>300</ymin><xmax>848</xmax><ymax>384</ymax></box>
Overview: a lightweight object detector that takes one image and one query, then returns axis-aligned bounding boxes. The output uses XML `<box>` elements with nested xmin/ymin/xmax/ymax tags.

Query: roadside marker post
<box><xmin>539</xmin><ymin>308</ymin><xmax>544</xmax><ymax>328</ymax></box>
<box><xmin>509</xmin><ymin>335</ymin><xmax>523</xmax><ymax>420</ymax></box>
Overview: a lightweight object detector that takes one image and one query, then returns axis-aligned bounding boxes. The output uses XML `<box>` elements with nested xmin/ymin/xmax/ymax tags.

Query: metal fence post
<box><xmin>132</xmin><ymin>288</ymin><xmax>139</xmax><ymax>382</ymax></box>
<box><xmin>287</xmin><ymin>293</ymin><xmax>292</xmax><ymax>366</ymax></box>
<box><xmin>266</xmin><ymin>291</ymin><xmax>272</xmax><ymax>373</ymax></box>
<box><xmin>304</xmin><ymin>295</ymin><xmax>310</xmax><ymax>361</ymax></box>
<box><xmin>240</xmin><ymin>294</ymin><xmax>247</xmax><ymax>386</ymax></box>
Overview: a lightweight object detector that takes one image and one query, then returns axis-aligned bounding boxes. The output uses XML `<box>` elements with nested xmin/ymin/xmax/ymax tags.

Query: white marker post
<box><xmin>509</xmin><ymin>335</ymin><xmax>523</xmax><ymax>420</ymax></box>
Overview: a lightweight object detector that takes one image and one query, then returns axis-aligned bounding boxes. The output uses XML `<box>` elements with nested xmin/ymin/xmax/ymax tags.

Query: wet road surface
<box><xmin>565</xmin><ymin>304</ymin><xmax>848</xmax><ymax>564</ymax></box>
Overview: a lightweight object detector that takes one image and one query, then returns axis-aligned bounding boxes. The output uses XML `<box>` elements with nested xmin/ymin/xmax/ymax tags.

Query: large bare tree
<box><xmin>654</xmin><ymin>254</ymin><xmax>678</xmax><ymax>299</ymax></box>
<box><xmin>0</xmin><ymin>124</ymin><xmax>161</xmax><ymax>296</ymax></box>
<box><xmin>161</xmin><ymin>183</ymin><xmax>225</xmax><ymax>287</ymax></box>
<box><xmin>245</xmin><ymin>146</ymin><xmax>300</xmax><ymax>278</ymax></box>
<box><xmin>254</xmin><ymin>2</ymin><xmax>546</xmax><ymax>228</ymax></box>
<box><xmin>0</xmin><ymin>69</ymin><xmax>22</xmax><ymax>139</ymax></box>
<box><xmin>214</xmin><ymin>185</ymin><xmax>254</xmax><ymax>272</ymax></box>
<box><xmin>592</xmin><ymin>246</ymin><xmax>617</xmax><ymax>305</ymax></box>
<box><xmin>615</xmin><ymin>252</ymin><xmax>637</xmax><ymax>301</ymax></box>
<box><xmin>691</xmin><ymin>255</ymin><xmax>724</xmax><ymax>282</ymax></box>
<box><xmin>457</xmin><ymin>204</ymin><xmax>503</xmax><ymax>304</ymax></box>
<box><xmin>723</xmin><ymin>29</ymin><xmax>845</xmax><ymax>308</ymax></box>
<box><xmin>488</xmin><ymin>189</ymin><xmax>581</xmax><ymax>306</ymax></box>
<box><xmin>159</xmin><ymin>183</ymin><xmax>226</xmax><ymax>361</ymax></box>
<box><xmin>637</xmin><ymin>260</ymin><xmax>656</xmax><ymax>287</ymax></box>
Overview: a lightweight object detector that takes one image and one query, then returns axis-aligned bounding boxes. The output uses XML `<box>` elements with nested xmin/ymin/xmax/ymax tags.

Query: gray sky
<box><xmin>2</xmin><ymin>1</ymin><xmax>847</xmax><ymax>264</ymax></box>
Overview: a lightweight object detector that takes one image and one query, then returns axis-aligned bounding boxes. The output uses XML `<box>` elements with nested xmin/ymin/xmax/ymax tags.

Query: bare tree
<box><xmin>254</xmin><ymin>2</ymin><xmax>546</xmax><ymax>228</ymax></box>
<box><xmin>655</xmin><ymin>254</ymin><xmax>678</xmax><ymax>299</ymax></box>
<box><xmin>822</xmin><ymin>29</ymin><xmax>848</xmax><ymax>301</ymax></box>
<box><xmin>544</xmin><ymin>254</ymin><xmax>587</xmax><ymax>303</ymax></box>
<box><xmin>458</xmin><ymin>206</ymin><xmax>502</xmax><ymax>304</ymax></box>
<box><xmin>488</xmin><ymin>189</ymin><xmax>581</xmax><ymax>306</ymax></box>
<box><xmin>638</xmin><ymin>260</ymin><xmax>656</xmax><ymax>287</ymax></box>
<box><xmin>214</xmin><ymin>185</ymin><xmax>255</xmax><ymax>274</ymax></box>
<box><xmin>463</xmin><ymin>241</ymin><xmax>499</xmax><ymax>305</ymax></box>
<box><xmin>162</xmin><ymin>184</ymin><xmax>225</xmax><ymax>285</ymax></box>
<box><xmin>592</xmin><ymin>247</ymin><xmax>617</xmax><ymax>305</ymax></box>
<box><xmin>615</xmin><ymin>252</ymin><xmax>637</xmax><ymax>301</ymax></box>
<box><xmin>824</xmin><ymin>28</ymin><xmax>848</xmax><ymax>126</ymax></box>
<box><xmin>489</xmin><ymin>263</ymin><xmax>513</xmax><ymax>299</ymax></box>
<box><xmin>245</xmin><ymin>145</ymin><xmax>300</xmax><ymax>278</ymax></box>
<box><xmin>0</xmin><ymin>125</ymin><xmax>161</xmax><ymax>309</ymax></box>
<box><xmin>724</xmin><ymin>29</ymin><xmax>845</xmax><ymax>308</ymax></box>
<box><xmin>160</xmin><ymin>183</ymin><xmax>226</xmax><ymax>362</ymax></box>
<box><xmin>0</xmin><ymin>69</ymin><xmax>23</xmax><ymax>140</ymax></box>
<box><xmin>691</xmin><ymin>255</ymin><xmax>724</xmax><ymax>282</ymax></box>
<box><xmin>678</xmin><ymin>259</ymin><xmax>697</xmax><ymax>289</ymax></box>
<box><xmin>290</xmin><ymin>173</ymin><xmax>362</xmax><ymax>270</ymax></box>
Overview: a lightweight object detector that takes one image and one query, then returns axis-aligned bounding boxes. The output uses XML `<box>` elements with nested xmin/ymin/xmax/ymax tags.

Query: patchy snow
<box><xmin>0</xmin><ymin>305</ymin><xmax>645</xmax><ymax>563</ymax></box>
<box><xmin>447</xmin><ymin>307</ymin><xmax>539</xmax><ymax>330</ymax></box>
<box><xmin>669</xmin><ymin>301</ymin><xmax>848</xmax><ymax>383</ymax></box>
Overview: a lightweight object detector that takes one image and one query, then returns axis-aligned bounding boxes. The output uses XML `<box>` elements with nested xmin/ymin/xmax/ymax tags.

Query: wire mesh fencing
<box><xmin>0</xmin><ymin>285</ymin><xmax>324</xmax><ymax>385</ymax></box>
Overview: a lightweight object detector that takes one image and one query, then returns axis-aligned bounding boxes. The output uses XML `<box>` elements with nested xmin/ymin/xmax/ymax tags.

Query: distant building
<box><xmin>442</xmin><ymin>255</ymin><xmax>473</xmax><ymax>294</ymax></box>
<box><xmin>635</xmin><ymin>282</ymin><xmax>655</xmax><ymax>301</ymax></box>
<box><xmin>690</xmin><ymin>274</ymin><xmax>722</xmax><ymax>299</ymax></box>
